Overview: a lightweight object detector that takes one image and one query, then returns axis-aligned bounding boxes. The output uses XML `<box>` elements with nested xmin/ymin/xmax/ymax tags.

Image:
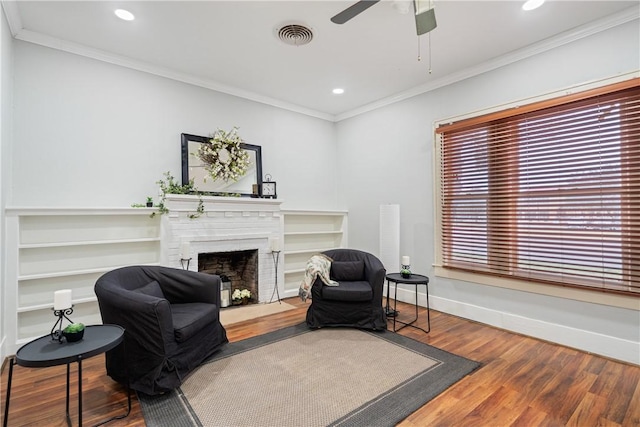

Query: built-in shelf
<box><xmin>281</xmin><ymin>210</ymin><xmax>347</xmax><ymax>296</ymax></box>
<box><xmin>17</xmin><ymin>296</ymin><xmax>98</xmax><ymax>313</ymax></box>
<box><xmin>19</xmin><ymin>237</ymin><xmax>161</xmax><ymax>249</ymax></box>
<box><xmin>6</xmin><ymin>208</ymin><xmax>162</xmax><ymax>343</ymax></box>
<box><xmin>17</xmin><ymin>262</ymin><xmax>161</xmax><ymax>282</ymax></box>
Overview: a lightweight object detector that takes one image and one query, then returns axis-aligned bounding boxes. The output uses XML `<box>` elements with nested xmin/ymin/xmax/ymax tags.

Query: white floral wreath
<box><xmin>196</xmin><ymin>127</ymin><xmax>250</xmax><ymax>182</ymax></box>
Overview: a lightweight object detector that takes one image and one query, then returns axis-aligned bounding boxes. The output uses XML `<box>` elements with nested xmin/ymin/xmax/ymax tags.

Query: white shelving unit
<box><xmin>5</xmin><ymin>208</ymin><xmax>161</xmax><ymax>347</ymax></box>
<box><xmin>281</xmin><ymin>210</ymin><xmax>348</xmax><ymax>297</ymax></box>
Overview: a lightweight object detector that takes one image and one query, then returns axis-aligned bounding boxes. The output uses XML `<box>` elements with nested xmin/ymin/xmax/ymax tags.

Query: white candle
<box><xmin>54</xmin><ymin>289</ymin><xmax>72</xmax><ymax>310</ymax></box>
<box><xmin>180</xmin><ymin>242</ymin><xmax>191</xmax><ymax>259</ymax></box>
<box><xmin>402</xmin><ymin>256</ymin><xmax>411</xmax><ymax>266</ymax></box>
<box><xmin>270</xmin><ymin>237</ymin><xmax>280</xmax><ymax>252</ymax></box>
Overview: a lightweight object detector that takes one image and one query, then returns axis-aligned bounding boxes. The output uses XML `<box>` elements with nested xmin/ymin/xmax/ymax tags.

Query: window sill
<box><xmin>434</xmin><ymin>265</ymin><xmax>640</xmax><ymax>311</ymax></box>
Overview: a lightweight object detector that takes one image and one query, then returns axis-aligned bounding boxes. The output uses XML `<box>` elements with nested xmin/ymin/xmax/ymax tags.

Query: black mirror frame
<box><xmin>181</xmin><ymin>133</ymin><xmax>263</xmax><ymax>198</ymax></box>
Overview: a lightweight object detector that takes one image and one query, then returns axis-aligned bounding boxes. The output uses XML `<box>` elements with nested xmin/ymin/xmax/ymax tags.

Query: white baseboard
<box><xmin>389</xmin><ymin>285</ymin><xmax>639</xmax><ymax>365</ymax></box>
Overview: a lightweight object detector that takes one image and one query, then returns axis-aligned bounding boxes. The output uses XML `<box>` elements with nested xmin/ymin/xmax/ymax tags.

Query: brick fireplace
<box><xmin>161</xmin><ymin>194</ymin><xmax>283</xmax><ymax>303</ymax></box>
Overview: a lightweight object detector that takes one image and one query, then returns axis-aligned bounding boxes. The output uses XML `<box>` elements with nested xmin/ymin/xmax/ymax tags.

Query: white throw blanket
<box><xmin>299</xmin><ymin>254</ymin><xmax>338</xmax><ymax>301</ymax></box>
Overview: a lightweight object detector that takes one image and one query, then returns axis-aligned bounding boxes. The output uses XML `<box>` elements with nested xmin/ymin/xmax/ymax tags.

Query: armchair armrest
<box><xmin>96</xmin><ymin>287</ymin><xmax>175</xmax><ymax>354</ymax></box>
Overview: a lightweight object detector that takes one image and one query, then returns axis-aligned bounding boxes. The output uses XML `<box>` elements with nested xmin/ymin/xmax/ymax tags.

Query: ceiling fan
<box><xmin>330</xmin><ymin>0</ymin><xmax>437</xmax><ymax>35</ymax></box>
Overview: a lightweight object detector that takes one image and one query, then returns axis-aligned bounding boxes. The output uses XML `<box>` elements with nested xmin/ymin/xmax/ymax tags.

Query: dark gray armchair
<box><xmin>306</xmin><ymin>249</ymin><xmax>387</xmax><ymax>330</ymax></box>
<box><xmin>94</xmin><ymin>265</ymin><xmax>228</xmax><ymax>395</ymax></box>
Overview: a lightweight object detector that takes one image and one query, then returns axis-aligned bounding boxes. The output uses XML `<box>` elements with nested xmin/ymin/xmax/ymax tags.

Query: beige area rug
<box><xmin>138</xmin><ymin>323</ymin><xmax>480</xmax><ymax>427</ymax></box>
<box><xmin>219</xmin><ymin>302</ymin><xmax>296</xmax><ymax>326</ymax></box>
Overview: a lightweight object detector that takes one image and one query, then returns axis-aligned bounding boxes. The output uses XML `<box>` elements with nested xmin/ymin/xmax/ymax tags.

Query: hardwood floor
<box><xmin>1</xmin><ymin>298</ymin><xmax>639</xmax><ymax>426</ymax></box>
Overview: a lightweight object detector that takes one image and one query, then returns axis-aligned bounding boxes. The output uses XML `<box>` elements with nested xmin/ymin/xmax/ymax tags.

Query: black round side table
<box><xmin>3</xmin><ymin>324</ymin><xmax>130</xmax><ymax>427</ymax></box>
<box><xmin>385</xmin><ymin>273</ymin><xmax>431</xmax><ymax>333</ymax></box>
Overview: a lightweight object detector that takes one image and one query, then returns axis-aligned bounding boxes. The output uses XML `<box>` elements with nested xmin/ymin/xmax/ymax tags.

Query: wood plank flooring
<box><xmin>1</xmin><ymin>298</ymin><xmax>639</xmax><ymax>426</ymax></box>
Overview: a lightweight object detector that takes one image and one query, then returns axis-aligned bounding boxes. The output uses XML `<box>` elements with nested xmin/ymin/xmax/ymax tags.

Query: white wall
<box><xmin>336</xmin><ymin>20</ymin><xmax>640</xmax><ymax>364</ymax></box>
<box><xmin>12</xmin><ymin>41</ymin><xmax>338</xmax><ymax>210</ymax></box>
<box><xmin>0</xmin><ymin>5</ymin><xmax>14</xmax><ymax>363</ymax></box>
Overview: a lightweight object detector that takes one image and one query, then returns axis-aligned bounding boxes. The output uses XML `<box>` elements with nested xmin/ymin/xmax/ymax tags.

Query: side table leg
<box><xmin>426</xmin><ymin>283</ymin><xmax>430</xmax><ymax>333</ymax></box>
<box><xmin>66</xmin><ymin>362</ymin><xmax>71</xmax><ymax>426</ymax></box>
<box><xmin>78</xmin><ymin>356</ymin><xmax>83</xmax><ymax>427</ymax></box>
<box><xmin>385</xmin><ymin>279</ymin><xmax>398</xmax><ymax>317</ymax></box>
<box><xmin>3</xmin><ymin>357</ymin><xmax>15</xmax><ymax>427</ymax></box>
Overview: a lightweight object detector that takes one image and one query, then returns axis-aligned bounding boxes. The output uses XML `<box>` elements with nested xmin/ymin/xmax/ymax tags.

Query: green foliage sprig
<box><xmin>153</xmin><ymin>171</ymin><xmax>204</xmax><ymax>219</ymax></box>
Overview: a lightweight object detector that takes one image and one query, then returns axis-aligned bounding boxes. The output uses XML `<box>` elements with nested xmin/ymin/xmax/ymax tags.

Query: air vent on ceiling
<box><xmin>277</xmin><ymin>24</ymin><xmax>313</xmax><ymax>46</ymax></box>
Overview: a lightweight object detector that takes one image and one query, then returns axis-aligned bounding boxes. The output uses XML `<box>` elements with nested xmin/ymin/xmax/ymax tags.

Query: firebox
<box><xmin>198</xmin><ymin>249</ymin><xmax>258</xmax><ymax>306</ymax></box>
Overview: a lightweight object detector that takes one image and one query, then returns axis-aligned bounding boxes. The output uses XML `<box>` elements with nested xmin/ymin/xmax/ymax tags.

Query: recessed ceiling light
<box><xmin>522</xmin><ymin>0</ymin><xmax>545</xmax><ymax>11</ymax></box>
<box><xmin>115</xmin><ymin>9</ymin><xmax>135</xmax><ymax>21</ymax></box>
<box><xmin>332</xmin><ymin>88</ymin><xmax>345</xmax><ymax>95</ymax></box>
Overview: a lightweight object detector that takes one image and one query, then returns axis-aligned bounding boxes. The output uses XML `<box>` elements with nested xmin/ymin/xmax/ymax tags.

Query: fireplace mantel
<box><xmin>163</xmin><ymin>194</ymin><xmax>282</xmax><ymax>216</ymax></box>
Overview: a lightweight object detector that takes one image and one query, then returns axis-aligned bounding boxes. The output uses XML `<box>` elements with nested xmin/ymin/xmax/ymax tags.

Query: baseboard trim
<box><xmin>388</xmin><ymin>285</ymin><xmax>639</xmax><ymax>365</ymax></box>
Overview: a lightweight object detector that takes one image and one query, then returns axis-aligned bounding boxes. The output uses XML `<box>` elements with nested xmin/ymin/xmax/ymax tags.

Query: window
<box><xmin>436</xmin><ymin>79</ymin><xmax>640</xmax><ymax>295</ymax></box>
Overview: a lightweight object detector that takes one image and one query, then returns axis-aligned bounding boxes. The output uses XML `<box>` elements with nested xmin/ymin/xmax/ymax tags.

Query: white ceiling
<box><xmin>5</xmin><ymin>1</ymin><xmax>640</xmax><ymax>120</ymax></box>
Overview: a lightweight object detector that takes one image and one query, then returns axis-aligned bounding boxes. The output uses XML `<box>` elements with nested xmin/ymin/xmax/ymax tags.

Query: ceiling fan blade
<box><xmin>415</xmin><ymin>6</ymin><xmax>437</xmax><ymax>35</ymax></box>
<box><xmin>330</xmin><ymin>0</ymin><xmax>381</xmax><ymax>24</ymax></box>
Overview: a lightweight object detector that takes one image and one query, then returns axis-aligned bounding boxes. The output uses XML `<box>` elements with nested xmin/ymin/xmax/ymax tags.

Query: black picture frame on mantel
<box><xmin>181</xmin><ymin>133</ymin><xmax>263</xmax><ymax>197</ymax></box>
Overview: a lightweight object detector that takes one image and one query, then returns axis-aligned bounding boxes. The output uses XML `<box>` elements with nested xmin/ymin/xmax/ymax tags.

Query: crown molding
<box><xmin>335</xmin><ymin>5</ymin><xmax>640</xmax><ymax>122</ymax></box>
<box><xmin>5</xmin><ymin>3</ymin><xmax>638</xmax><ymax>123</ymax></box>
<box><xmin>13</xmin><ymin>29</ymin><xmax>336</xmax><ymax>122</ymax></box>
<box><xmin>1</xmin><ymin>1</ymin><xmax>22</xmax><ymax>37</ymax></box>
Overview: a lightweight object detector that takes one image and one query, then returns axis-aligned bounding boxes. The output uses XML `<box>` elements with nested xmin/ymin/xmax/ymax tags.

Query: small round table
<box><xmin>3</xmin><ymin>324</ymin><xmax>130</xmax><ymax>427</ymax></box>
<box><xmin>385</xmin><ymin>273</ymin><xmax>431</xmax><ymax>334</ymax></box>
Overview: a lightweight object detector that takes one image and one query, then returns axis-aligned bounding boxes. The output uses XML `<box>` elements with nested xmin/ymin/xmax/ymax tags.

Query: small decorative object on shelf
<box><xmin>261</xmin><ymin>174</ymin><xmax>277</xmax><ymax>199</ymax></box>
<box><xmin>51</xmin><ymin>289</ymin><xmax>75</xmax><ymax>342</ymax></box>
<box><xmin>146</xmin><ymin>196</ymin><xmax>153</xmax><ymax>207</ymax></box>
<box><xmin>232</xmin><ymin>288</ymin><xmax>251</xmax><ymax>305</ymax></box>
<box><xmin>401</xmin><ymin>255</ymin><xmax>412</xmax><ymax>278</ymax></box>
<box><xmin>62</xmin><ymin>323</ymin><xmax>85</xmax><ymax>342</ymax></box>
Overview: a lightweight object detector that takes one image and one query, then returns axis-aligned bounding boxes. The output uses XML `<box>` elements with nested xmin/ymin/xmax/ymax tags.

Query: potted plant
<box><xmin>62</xmin><ymin>322</ymin><xmax>85</xmax><ymax>342</ymax></box>
<box><xmin>232</xmin><ymin>289</ymin><xmax>251</xmax><ymax>305</ymax></box>
<box><xmin>146</xmin><ymin>196</ymin><xmax>153</xmax><ymax>207</ymax></box>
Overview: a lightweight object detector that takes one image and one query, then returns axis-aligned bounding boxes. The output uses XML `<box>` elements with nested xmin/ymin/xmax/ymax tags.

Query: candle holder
<box><xmin>401</xmin><ymin>264</ymin><xmax>412</xmax><ymax>278</ymax></box>
<box><xmin>180</xmin><ymin>258</ymin><xmax>192</xmax><ymax>270</ymax></box>
<box><xmin>50</xmin><ymin>306</ymin><xmax>74</xmax><ymax>342</ymax></box>
<box><xmin>269</xmin><ymin>250</ymin><xmax>282</xmax><ymax>304</ymax></box>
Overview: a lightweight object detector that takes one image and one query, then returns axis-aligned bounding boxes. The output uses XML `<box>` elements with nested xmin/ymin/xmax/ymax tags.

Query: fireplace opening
<box><xmin>198</xmin><ymin>249</ymin><xmax>258</xmax><ymax>306</ymax></box>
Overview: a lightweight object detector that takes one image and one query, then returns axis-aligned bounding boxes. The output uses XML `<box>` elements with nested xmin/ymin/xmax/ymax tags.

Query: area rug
<box><xmin>138</xmin><ymin>323</ymin><xmax>480</xmax><ymax>427</ymax></box>
<box><xmin>219</xmin><ymin>301</ymin><xmax>296</xmax><ymax>326</ymax></box>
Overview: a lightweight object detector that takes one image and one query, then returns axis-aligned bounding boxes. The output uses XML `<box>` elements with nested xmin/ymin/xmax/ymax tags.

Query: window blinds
<box><xmin>437</xmin><ymin>79</ymin><xmax>640</xmax><ymax>295</ymax></box>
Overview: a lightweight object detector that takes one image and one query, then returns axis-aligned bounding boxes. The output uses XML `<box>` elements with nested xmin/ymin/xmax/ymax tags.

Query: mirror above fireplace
<box><xmin>181</xmin><ymin>133</ymin><xmax>263</xmax><ymax>197</ymax></box>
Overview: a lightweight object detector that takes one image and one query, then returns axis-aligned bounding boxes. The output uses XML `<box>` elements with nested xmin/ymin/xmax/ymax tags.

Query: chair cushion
<box><xmin>171</xmin><ymin>303</ymin><xmax>218</xmax><ymax>343</ymax></box>
<box><xmin>135</xmin><ymin>280</ymin><xmax>165</xmax><ymax>299</ymax></box>
<box><xmin>331</xmin><ymin>261</ymin><xmax>365</xmax><ymax>281</ymax></box>
<box><xmin>321</xmin><ymin>280</ymin><xmax>372</xmax><ymax>302</ymax></box>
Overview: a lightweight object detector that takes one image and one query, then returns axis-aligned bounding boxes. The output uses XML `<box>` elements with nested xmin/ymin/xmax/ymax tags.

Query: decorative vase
<box><xmin>401</xmin><ymin>272</ymin><xmax>411</xmax><ymax>278</ymax></box>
